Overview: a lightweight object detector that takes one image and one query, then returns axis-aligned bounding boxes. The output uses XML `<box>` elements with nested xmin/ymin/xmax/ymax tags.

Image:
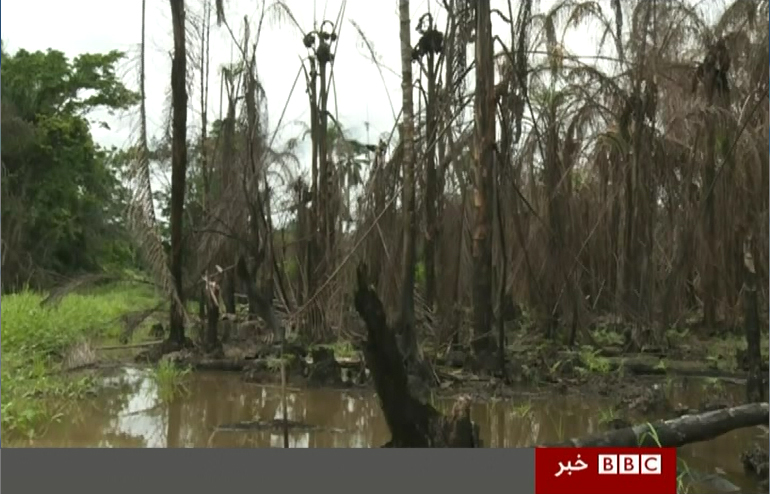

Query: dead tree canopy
<box><xmin>546</xmin><ymin>402</ymin><xmax>768</xmax><ymax>448</ymax></box>
<box><xmin>353</xmin><ymin>264</ymin><xmax>478</xmax><ymax>447</ymax></box>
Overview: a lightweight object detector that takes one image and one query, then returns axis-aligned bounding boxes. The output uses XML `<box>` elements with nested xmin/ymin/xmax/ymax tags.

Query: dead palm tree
<box><xmin>168</xmin><ymin>0</ymin><xmax>189</xmax><ymax>346</ymax></box>
<box><xmin>125</xmin><ymin>0</ymin><xmax>188</xmax><ymax>347</ymax></box>
<box><xmin>397</xmin><ymin>0</ymin><xmax>422</xmax><ymax>373</ymax></box>
<box><xmin>471</xmin><ymin>0</ymin><xmax>497</xmax><ymax>356</ymax></box>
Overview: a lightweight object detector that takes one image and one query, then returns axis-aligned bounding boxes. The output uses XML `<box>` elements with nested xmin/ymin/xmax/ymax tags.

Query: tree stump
<box><xmin>353</xmin><ymin>264</ymin><xmax>478</xmax><ymax>447</ymax></box>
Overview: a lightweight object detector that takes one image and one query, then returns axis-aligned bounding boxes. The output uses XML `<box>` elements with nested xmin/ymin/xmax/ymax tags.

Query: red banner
<box><xmin>535</xmin><ymin>447</ymin><xmax>678</xmax><ymax>494</ymax></box>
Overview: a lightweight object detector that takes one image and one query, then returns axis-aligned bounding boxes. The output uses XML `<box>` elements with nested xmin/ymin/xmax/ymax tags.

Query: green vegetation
<box><xmin>578</xmin><ymin>346</ymin><xmax>612</xmax><ymax>374</ymax></box>
<box><xmin>597</xmin><ymin>407</ymin><xmax>619</xmax><ymax>425</ymax></box>
<box><xmin>1</xmin><ymin>284</ymin><xmax>159</xmax><ymax>438</ymax></box>
<box><xmin>0</xmin><ymin>43</ymin><xmax>167</xmax><ymax>440</ymax></box>
<box><xmin>264</xmin><ymin>355</ymin><xmax>295</xmax><ymax>373</ymax></box>
<box><xmin>549</xmin><ymin>414</ymin><xmax>566</xmax><ymax>441</ymax></box>
<box><xmin>319</xmin><ymin>341</ymin><xmax>358</xmax><ymax>359</ymax></box>
<box><xmin>707</xmin><ymin>334</ymin><xmax>769</xmax><ymax>370</ymax></box>
<box><xmin>1</xmin><ymin>45</ymin><xmax>140</xmax><ymax>291</ymax></box>
<box><xmin>511</xmin><ymin>401</ymin><xmax>534</xmax><ymax>419</ymax></box>
<box><xmin>591</xmin><ymin>327</ymin><xmax>625</xmax><ymax>347</ymax></box>
<box><xmin>701</xmin><ymin>377</ymin><xmax>725</xmax><ymax>395</ymax></box>
<box><xmin>639</xmin><ymin>424</ymin><xmax>694</xmax><ymax>494</ymax></box>
<box><xmin>151</xmin><ymin>360</ymin><xmax>192</xmax><ymax>401</ymax></box>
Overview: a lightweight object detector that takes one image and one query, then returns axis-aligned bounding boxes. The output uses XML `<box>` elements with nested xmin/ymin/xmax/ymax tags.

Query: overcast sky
<box><xmin>1</xmin><ymin>0</ymin><xmax>607</xmax><ymax>183</ymax></box>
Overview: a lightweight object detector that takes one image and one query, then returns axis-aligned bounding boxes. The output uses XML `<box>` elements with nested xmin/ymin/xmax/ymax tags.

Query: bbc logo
<box><xmin>598</xmin><ymin>454</ymin><xmax>662</xmax><ymax>475</ymax></box>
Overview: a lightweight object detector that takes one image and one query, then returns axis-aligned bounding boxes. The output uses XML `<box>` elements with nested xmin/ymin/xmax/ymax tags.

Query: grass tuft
<box><xmin>151</xmin><ymin>360</ymin><xmax>191</xmax><ymax>401</ymax></box>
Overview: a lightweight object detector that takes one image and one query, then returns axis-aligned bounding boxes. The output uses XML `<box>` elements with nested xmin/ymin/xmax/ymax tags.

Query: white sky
<box><xmin>1</xmin><ymin>0</ymin><xmax>610</xmax><ymax>191</ymax></box>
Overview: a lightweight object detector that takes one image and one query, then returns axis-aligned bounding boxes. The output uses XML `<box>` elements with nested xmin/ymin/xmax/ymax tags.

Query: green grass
<box><xmin>264</xmin><ymin>355</ymin><xmax>294</xmax><ymax>372</ymax></box>
<box><xmin>684</xmin><ymin>332</ymin><xmax>768</xmax><ymax>371</ymax></box>
<box><xmin>151</xmin><ymin>360</ymin><xmax>192</xmax><ymax>401</ymax></box>
<box><xmin>1</xmin><ymin>283</ymin><xmax>160</xmax><ymax>439</ymax></box>
<box><xmin>639</xmin><ymin>423</ymin><xmax>694</xmax><ymax>494</ymax></box>
<box><xmin>578</xmin><ymin>346</ymin><xmax>612</xmax><ymax>374</ymax></box>
<box><xmin>591</xmin><ymin>327</ymin><xmax>625</xmax><ymax>347</ymax></box>
<box><xmin>597</xmin><ymin>406</ymin><xmax>618</xmax><ymax>425</ymax></box>
<box><xmin>315</xmin><ymin>340</ymin><xmax>358</xmax><ymax>359</ymax></box>
<box><xmin>511</xmin><ymin>401</ymin><xmax>533</xmax><ymax>418</ymax></box>
<box><xmin>700</xmin><ymin>377</ymin><xmax>724</xmax><ymax>394</ymax></box>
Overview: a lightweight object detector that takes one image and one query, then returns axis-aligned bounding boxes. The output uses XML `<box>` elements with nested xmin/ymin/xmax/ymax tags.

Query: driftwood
<box><xmin>353</xmin><ymin>264</ymin><xmax>477</xmax><ymax>447</ymax></box>
<box><xmin>612</xmin><ymin>358</ymin><xmax>763</xmax><ymax>380</ymax></box>
<box><xmin>743</xmin><ymin>264</ymin><xmax>765</xmax><ymax>402</ymax></box>
<box><xmin>192</xmin><ymin>359</ymin><xmax>249</xmax><ymax>372</ymax></box>
<box><xmin>546</xmin><ymin>402</ymin><xmax>768</xmax><ymax>448</ymax></box>
<box><xmin>336</xmin><ymin>357</ymin><xmax>366</xmax><ymax>369</ymax></box>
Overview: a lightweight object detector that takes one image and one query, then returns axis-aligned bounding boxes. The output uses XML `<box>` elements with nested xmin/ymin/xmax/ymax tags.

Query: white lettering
<box><xmin>555</xmin><ymin>455</ymin><xmax>590</xmax><ymax>477</ymax></box>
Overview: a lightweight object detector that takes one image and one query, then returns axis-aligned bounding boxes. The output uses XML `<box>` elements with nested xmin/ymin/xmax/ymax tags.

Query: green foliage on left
<box><xmin>0</xmin><ymin>284</ymin><xmax>160</xmax><ymax>439</ymax></box>
<box><xmin>1</xmin><ymin>44</ymin><xmax>140</xmax><ymax>291</ymax></box>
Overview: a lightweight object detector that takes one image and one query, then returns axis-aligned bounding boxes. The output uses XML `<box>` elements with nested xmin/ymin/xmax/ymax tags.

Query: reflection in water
<box><xmin>7</xmin><ymin>369</ymin><xmax>763</xmax><ymax>489</ymax></box>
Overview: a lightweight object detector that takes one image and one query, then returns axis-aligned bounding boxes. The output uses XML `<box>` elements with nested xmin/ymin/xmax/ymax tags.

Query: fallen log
<box><xmin>546</xmin><ymin>402</ymin><xmax>768</xmax><ymax>448</ymax></box>
<box><xmin>336</xmin><ymin>357</ymin><xmax>365</xmax><ymax>369</ymax></box>
<box><xmin>610</xmin><ymin>356</ymin><xmax>768</xmax><ymax>379</ymax></box>
<box><xmin>191</xmin><ymin>359</ymin><xmax>248</xmax><ymax>372</ymax></box>
<box><xmin>353</xmin><ymin>264</ymin><xmax>477</xmax><ymax>447</ymax></box>
<box><xmin>216</xmin><ymin>419</ymin><xmax>345</xmax><ymax>434</ymax></box>
<box><xmin>97</xmin><ymin>340</ymin><xmax>164</xmax><ymax>351</ymax></box>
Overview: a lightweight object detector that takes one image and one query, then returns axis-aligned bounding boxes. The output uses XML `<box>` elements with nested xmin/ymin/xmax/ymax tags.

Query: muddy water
<box><xmin>6</xmin><ymin>368</ymin><xmax>765</xmax><ymax>490</ymax></box>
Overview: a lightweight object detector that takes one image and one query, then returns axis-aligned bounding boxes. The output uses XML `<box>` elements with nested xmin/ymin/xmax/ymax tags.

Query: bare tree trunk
<box><xmin>319</xmin><ymin>58</ymin><xmax>333</xmax><ymax>280</ymax></box>
<box><xmin>398</xmin><ymin>0</ymin><xmax>421</xmax><ymax>369</ymax></box>
<box><xmin>205</xmin><ymin>277</ymin><xmax>220</xmax><ymax>352</ymax></box>
<box><xmin>702</xmin><ymin>111</ymin><xmax>717</xmax><ymax>329</ymax></box>
<box><xmin>221</xmin><ymin>92</ymin><xmax>237</xmax><ymax>319</ymax></box>
<box><xmin>168</xmin><ymin>0</ymin><xmax>188</xmax><ymax>346</ymax></box>
<box><xmin>261</xmin><ymin>183</ymin><xmax>275</xmax><ymax>303</ymax></box>
<box><xmin>200</xmin><ymin>0</ymin><xmax>212</xmax><ymax>206</ymax></box>
<box><xmin>471</xmin><ymin>0</ymin><xmax>497</xmax><ymax>356</ymax></box>
<box><xmin>240</xmin><ymin>23</ymin><xmax>268</xmax><ymax>326</ymax></box>
<box><xmin>223</xmin><ymin>272</ymin><xmax>236</xmax><ymax>314</ymax></box>
<box><xmin>616</xmin><ymin>5</ymin><xmax>652</xmax><ymax>327</ymax></box>
<box><xmin>138</xmin><ymin>0</ymin><xmax>154</xmax><ymax>225</ymax></box>
<box><xmin>200</xmin><ymin>0</ymin><xmax>217</xmax><ymax>351</ymax></box>
<box><xmin>743</xmin><ymin>237</ymin><xmax>764</xmax><ymax>403</ymax></box>
<box><xmin>318</xmin><ymin>54</ymin><xmax>332</xmax><ymax>342</ymax></box>
<box><xmin>354</xmin><ymin>264</ymin><xmax>478</xmax><ymax>447</ymax></box>
<box><xmin>450</xmin><ymin>186</ymin><xmax>467</xmax><ymax>352</ymax></box>
<box><xmin>306</xmin><ymin>57</ymin><xmax>319</xmax><ymax>309</ymax></box>
<box><xmin>700</xmin><ymin>41</ymin><xmax>727</xmax><ymax>330</ymax></box>
<box><xmin>543</xmin><ymin>119</ymin><xmax>564</xmax><ymax>339</ymax></box>
<box><xmin>424</xmin><ymin>50</ymin><xmax>439</xmax><ymax>312</ymax></box>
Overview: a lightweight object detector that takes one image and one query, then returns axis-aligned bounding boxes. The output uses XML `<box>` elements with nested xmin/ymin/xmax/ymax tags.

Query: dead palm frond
<box><xmin>126</xmin><ymin>0</ymin><xmax>189</xmax><ymax>327</ymax></box>
<box><xmin>39</xmin><ymin>274</ymin><xmax>121</xmax><ymax>307</ymax></box>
